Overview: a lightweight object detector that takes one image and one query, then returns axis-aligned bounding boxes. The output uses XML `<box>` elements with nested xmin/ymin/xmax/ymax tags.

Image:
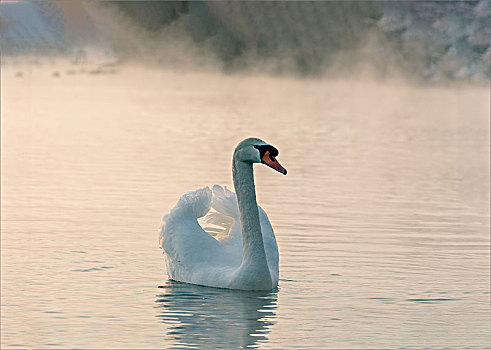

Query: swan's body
<box><xmin>159</xmin><ymin>138</ymin><xmax>286</xmax><ymax>290</ymax></box>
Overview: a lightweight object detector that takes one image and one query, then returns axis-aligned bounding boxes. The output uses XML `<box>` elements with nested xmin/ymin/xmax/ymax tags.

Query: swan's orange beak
<box><xmin>261</xmin><ymin>150</ymin><xmax>287</xmax><ymax>175</ymax></box>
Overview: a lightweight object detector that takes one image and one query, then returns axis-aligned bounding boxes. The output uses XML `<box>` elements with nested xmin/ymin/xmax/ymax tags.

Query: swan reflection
<box><xmin>155</xmin><ymin>280</ymin><xmax>278</xmax><ymax>349</ymax></box>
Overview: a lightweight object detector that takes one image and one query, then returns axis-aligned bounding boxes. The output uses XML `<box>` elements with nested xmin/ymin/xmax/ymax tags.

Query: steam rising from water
<box><xmin>1</xmin><ymin>1</ymin><xmax>490</xmax><ymax>82</ymax></box>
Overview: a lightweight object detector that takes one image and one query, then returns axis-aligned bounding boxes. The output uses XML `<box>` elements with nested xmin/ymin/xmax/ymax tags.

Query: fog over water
<box><xmin>1</xmin><ymin>1</ymin><xmax>490</xmax><ymax>349</ymax></box>
<box><xmin>1</xmin><ymin>1</ymin><xmax>490</xmax><ymax>81</ymax></box>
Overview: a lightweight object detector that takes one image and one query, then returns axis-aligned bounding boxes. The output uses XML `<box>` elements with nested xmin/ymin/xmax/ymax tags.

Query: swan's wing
<box><xmin>211</xmin><ymin>185</ymin><xmax>239</xmax><ymax>219</ymax></box>
<box><xmin>202</xmin><ymin>184</ymin><xmax>237</xmax><ymax>237</ymax></box>
<box><xmin>258</xmin><ymin>206</ymin><xmax>279</xmax><ymax>284</ymax></box>
<box><xmin>206</xmin><ymin>185</ymin><xmax>242</xmax><ymax>243</ymax></box>
<box><xmin>201</xmin><ymin>212</ymin><xmax>235</xmax><ymax>237</ymax></box>
<box><xmin>159</xmin><ymin>187</ymin><xmax>227</xmax><ymax>281</ymax></box>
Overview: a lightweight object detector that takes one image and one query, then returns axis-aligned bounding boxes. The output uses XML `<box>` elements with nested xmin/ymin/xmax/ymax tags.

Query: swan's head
<box><xmin>234</xmin><ymin>138</ymin><xmax>287</xmax><ymax>175</ymax></box>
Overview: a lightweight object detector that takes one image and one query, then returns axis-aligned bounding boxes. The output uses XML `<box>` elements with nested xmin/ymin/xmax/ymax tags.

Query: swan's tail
<box><xmin>211</xmin><ymin>185</ymin><xmax>239</xmax><ymax>219</ymax></box>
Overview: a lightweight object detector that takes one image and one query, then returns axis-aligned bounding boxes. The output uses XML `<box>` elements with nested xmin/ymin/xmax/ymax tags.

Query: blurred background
<box><xmin>1</xmin><ymin>0</ymin><xmax>490</xmax><ymax>81</ymax></box>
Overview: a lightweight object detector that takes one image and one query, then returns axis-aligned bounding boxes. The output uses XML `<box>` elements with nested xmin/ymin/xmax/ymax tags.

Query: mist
<box><xmin>1</xmin><ymin>1</ymin><xmax>490</xmax><ymax>82</ymax></box>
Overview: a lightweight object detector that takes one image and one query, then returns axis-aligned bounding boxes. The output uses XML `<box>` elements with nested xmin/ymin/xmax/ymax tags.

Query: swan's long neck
<box><xmin>232</xmin><ymin>159</ymin><xmax>269</xmax><ymax>272</ymax></box>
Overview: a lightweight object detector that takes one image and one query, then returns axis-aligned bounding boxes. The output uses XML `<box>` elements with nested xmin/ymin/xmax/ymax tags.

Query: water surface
<box><xmin>1</xmin><ymin>65</ymin><xmax>489</xmax><ymax>349</ymax></box>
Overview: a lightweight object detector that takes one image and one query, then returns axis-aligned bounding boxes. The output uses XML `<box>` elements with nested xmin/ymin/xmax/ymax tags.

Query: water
<box><xmin>1</xmin><ymin>65</ymin><xmax>490</xmax><ymax>349</ymax></box>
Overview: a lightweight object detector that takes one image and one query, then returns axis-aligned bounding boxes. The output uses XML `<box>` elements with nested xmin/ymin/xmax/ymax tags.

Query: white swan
<box><xmin>159</xmin><ymin>138</ymin><xmax>287</xmax><ymax>290</ymax></box>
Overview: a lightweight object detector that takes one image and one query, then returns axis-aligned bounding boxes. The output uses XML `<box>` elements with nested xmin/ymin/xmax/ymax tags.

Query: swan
<box><xmin>159</xmin><ymin>138</ymin><xmax>287</xmax><ymax>290</ymax></box>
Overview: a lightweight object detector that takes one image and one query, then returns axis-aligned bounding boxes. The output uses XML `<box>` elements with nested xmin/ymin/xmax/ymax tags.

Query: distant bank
<box><xmin>1</xmin><ymin>1</ymin><xmax>489</xmax><ymax>82</ymax></box>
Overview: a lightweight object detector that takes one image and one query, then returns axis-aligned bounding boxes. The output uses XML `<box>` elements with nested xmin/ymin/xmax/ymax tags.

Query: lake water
<box><xmin>1</xmin><ymin>65</ymin><xmax>490</xmax><ymax>349</ymax></box>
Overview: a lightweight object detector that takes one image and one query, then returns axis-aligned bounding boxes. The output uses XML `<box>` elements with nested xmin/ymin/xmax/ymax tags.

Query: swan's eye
<box><xmin>254</xmin><ymin>144</ymin><xmax>279</xmax><ymax>158</ymax></box>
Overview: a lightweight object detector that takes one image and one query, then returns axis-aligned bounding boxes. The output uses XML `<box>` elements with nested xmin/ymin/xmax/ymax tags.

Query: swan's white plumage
<box><xmin>159</xmin><ymin>185</ymin><xmax>279</xmax><ymax>289</ymax></box>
